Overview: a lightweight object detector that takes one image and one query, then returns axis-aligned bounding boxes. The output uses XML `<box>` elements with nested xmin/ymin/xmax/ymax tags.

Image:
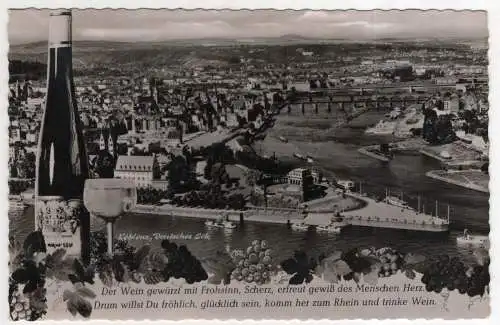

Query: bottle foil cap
<box><xmin>48</xmin><ymin>10</ymin><xmax>72</xmax><ymax>48</ymax></box>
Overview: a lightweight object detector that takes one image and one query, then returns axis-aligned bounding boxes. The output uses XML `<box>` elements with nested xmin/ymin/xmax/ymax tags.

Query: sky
<box><xmin>8</xmin><ymin>9</ymin><xmax>488</xmax><ymax>44</ymax></box>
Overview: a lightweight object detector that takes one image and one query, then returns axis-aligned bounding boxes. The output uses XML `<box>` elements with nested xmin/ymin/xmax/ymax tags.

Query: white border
<box><xmin>1</xmin><ymin>1</ymin><xmax>498</xmax><ymax>325</ymax></box>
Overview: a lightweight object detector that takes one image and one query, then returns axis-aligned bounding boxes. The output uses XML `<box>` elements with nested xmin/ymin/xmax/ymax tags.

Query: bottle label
<box><xmin>35</xmin><ymin>196</ymin><xmax>83</xmax><ymax>256</ymax></box>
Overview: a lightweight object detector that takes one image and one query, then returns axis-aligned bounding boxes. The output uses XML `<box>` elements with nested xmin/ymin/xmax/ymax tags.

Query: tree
<box><xmin>245</xmin><ymin>169</ymin><xmax>263</xmax><ymax>186</ymax></box>
<box><xmin>166</xmin><ymin>155</ymin><xmax>190</xmax><ymax>190</ymax></box>
<box><xmin>228</xmin><ymin>194</ymin><xmax>245</xmax><ymax>210</ymax></box>
<box><xmin>95</xmin><ymin>150</ymin><xmax>115</xmax><ymax>178</ymax></box>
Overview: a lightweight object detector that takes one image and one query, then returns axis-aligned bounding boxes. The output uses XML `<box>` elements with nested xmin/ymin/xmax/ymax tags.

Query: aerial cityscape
<box><xmin>7</xmin><ymin>9</ymin><xmax>490</xmax><ymax>320</ymax></box>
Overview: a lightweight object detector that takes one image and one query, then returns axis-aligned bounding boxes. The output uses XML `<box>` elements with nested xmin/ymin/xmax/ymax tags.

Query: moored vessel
<box><xmin>291</xmin><ymin>222</ymin><xmax>310</xmax><ymax>231</ymax></box>
<box><xmin>316</xmin><ymin>224</ymin><xmax>342</xmax><ymax>233</ymax></box>
<box><xmin>9</xmin><ymin>199</ymin><xmax>27</xmax><ymax>212</ymax></box>
<box><xmin>456</xmin><ymin>229</ymin><xmax>489</xmax><ymax>248</ymax></box>
<box><xmin>205</xmin><ymin>218</ymin><xmax>236</xmax><ymax>229</ymax></box>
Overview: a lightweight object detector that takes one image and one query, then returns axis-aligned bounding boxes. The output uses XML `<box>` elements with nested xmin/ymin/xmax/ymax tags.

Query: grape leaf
<box><xmin>289</xmin><ymin>273</ymin><xmax>304</xmax><ymax>285</ymax></box>
<box><xmin>473</xmin><ymin>248</ymin><xmax>490</xmax><ymax>266</ymax></box>
<box><xmin>73</xmin><ymin>259</ymin><xmax>85</xmax><ymax>279</ymax></box>
<box><xmin>280</xmin><ymin>258</ymin><xmax>299</xmax><ymax>275</ymax></box>
<box><xmin>67</xmin><ymin>300</ymin><xmax>78</xmax><ymax>316</ymax></box>
<box><xmin>63</xmin><ymin>290</ymin><xmax>76</xmax><ymax>301</ymax></box>
<box><xmin>23</xmin><ymin>231</ymin><xmax>47</xmax><ymax>257</ymax></box>
<box><xmin>324</xmin><ymin>250</ymin><xmax>343</xmax><ymax>261</ymax></box>
<box><xmin>46</xmin><ymin>256</ymin><xmax>73</xmax><ymax>281</ymax></box>
<box><xmin>111</xmin><ymin>259</ymin><xmax>125</xmax><ymax>282</ymax></box>
<box><xmin>46</xmin><ymin>249</ymin><xmax>66</xmax><ymax>267</ymax></box>
<box><xmin>133</xmin><ymin>245</ymin><xmax>151</xmax><ymax>270</ymax></box>
<box><xmin>201</xmin><ymin>252</ymin><xmax>235</xmax><ymax>285</ymax></box>
<box><xmin>69</xmin><ymin>260</ymin><xmax>95</xmax><ymax>285</ymax></box>
<box><xmin>333</xmin><ymin>258</ymin><xmax>352</xmax><ymax>276</ymax></box>
<box><xmin>23</xmin><ymin>280</ymin><xmax>38</xmax><ymax>294</ymax></box>
<box><xmin>149</xmin><ymin>251</ymin><xmax>169</xmax><ymax>271</ymax></box>
<box><xmin>363</xmin><ymin>268</ymin><xmax>379</xmax><ymax>285</ymax></box>
<box><xmin>67</xmin><ymin>295</ymin><xmax>92</xmax><ymax>318</ymax></box>
<box><xmin>8</xmin><ymin>237</ymin><xmax>23</xmax><ymax>269</ymax></box>
<box><xmin>76</xmin><ymin>286</ymin><xmax>96</xmax><ymax>299</ymax></box>
<box><xmin>121</xmin><ymin>265</ymin><xmax>132</xmax><ymax>283</ymax></box>
<box><xmin>404</xmin><ymin>253</ymin><xmax>426</xmax><ymax>265</ymax></box>
<box><xmin>29</xmin><ymin>289</ymin><xmax>48</xmax><ymax>312</ymax></box>
<box><xmin>11</xmin><ymin>269</ymin><xmax>29</xmax><ymax>283</ymax></box>
<box><xmin>207</xmin><ymin>274</ymin><xmax>223</xmax><ymax>285</ymax></box>
<box><xmin>68</xmin><ymin>274</ymin><xmax>80</xmax><ymax>284</ymax></box>
<box><xmin>33</xmin><ymin>252</ymin><xmax>47</xmax><ymax>268</ymax></box>
<box><xmin>99</xmin><ymin>268</ymin><xmax>114</xmax><ymax>287</ymax></box>
<box><xmin>322</xmin><ymin>259</ymin><xmax>352</xmax><ymax>283</ymax></box>
<box><xmin>405</xmin><ymin>269</ymin><xmax>416</xmax><ymax>280</ymax></box>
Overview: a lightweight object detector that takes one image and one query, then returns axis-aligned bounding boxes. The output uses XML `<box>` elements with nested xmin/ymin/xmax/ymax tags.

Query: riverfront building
<box><xmin>287</xmin><ymin>168</ymin><xmax>313</xmax><ymax>186</ymax></box>
<box><xmin>114</xmin><ymin>155</ymin><xmax>156</xmax><ymax>188</ymax></box>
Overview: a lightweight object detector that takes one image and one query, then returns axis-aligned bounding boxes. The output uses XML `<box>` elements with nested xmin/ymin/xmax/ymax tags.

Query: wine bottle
<box><xmin>35</xmin><ymin>10</ymin><xmax>90</xmax><ymax>263</ymax></box>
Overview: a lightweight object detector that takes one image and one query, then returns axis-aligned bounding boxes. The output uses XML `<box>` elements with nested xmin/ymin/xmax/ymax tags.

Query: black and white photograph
<box><xmin>6</xmin><ymin>7</ymin><xmax>491</xmax><ymax>320</ymax></box>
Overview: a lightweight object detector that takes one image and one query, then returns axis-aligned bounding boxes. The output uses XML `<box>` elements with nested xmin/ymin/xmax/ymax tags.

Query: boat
<box><xmin>205</xmin><ymin>219</ymin><xmax>236</xmax><ymax>229</ymax></box>
<box><xmin>330</xmin><ymin>217</ymin><xmax>349</xmax><ymax>228</ymax></box>
<box><xmin>337</xmin><ymin>180</ymin><xmax>355</xmax><ymax>192</ymax></box>
<box><xmin>293</xmin><ymin>153</ymin><xmax>305</xmax><ymax>160</ymax></box>
<box><xmin>279</xmin><ymin>136</ymin><xmax>288</xmax><ymax>143</ymax></box>
<box><xmin>457</xmin><ymin>229</ymin><xmax>489</xmax><ymax>247</ymax></box>
<box><xmin>307</xmin><ymin>157</ymin><xmax>314</xmax><ymax>163</ymax></box>
<box><xmin>316</xmin><ymin>224</ymin><xmax>342</xmax><ymax>233</ymax></box>
<box><xmin>9</xmin><ymin>199</ymin><xmax>26</xmax><ymax>212</ymax></box>
<box><xmin>384</xmin><ymin>196</ymin><xmax>412</xmax><ymax>209</ymax></box>
<box><xmin>384</xmin><ymin>189</ymin><xmax>412</xmax><ymax>209</ymax></box>
<box><xmin>221</xmin><ymin>220</ymin><xmax>237</xmax><ymax>229</ymax></box>
<box><xmin>291</xmin><ymin>222</ymin><xmax>310</xmax><ymax>231</ymax></box>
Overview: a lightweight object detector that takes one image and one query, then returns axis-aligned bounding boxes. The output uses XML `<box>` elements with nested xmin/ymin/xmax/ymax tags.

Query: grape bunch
<box><xmin>160</xmin><ymin>240</ymin><xmax>208</xmax><ymax>284</ymax></box>
<box><xmin>465</xmin><ymin>264</ymin><xmax>490</xmax><ymax>297</ymax></box>
<box><xmin>420</xmin><ymin>255</ymin><xmax>489</xmax><ymax>297</ymax></box>
<box><xmin>341</xmin><ymin>247</ymin><xmax>404</xmax><ymax>280</ymax></box>
<box><xmin>9</xmin><ymin>288</ymin><xmax>33</xmax><ymax>321</ymax></box>
<box><xmin>89</xmin><ymin>231</ymin><xmax>108</xmax><ymax>267</ymax></box>
<box><xmin>230</xmin><ymin>240</ymin><xmax>275</xmax><ymax>285</ymax></box>
<box><xmin>373</xmin><ymin>248</ymin><xmax>405</xmax><ymax>278</ymax></box>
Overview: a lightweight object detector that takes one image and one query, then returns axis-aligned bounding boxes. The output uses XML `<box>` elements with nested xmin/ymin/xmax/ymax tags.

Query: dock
<box><xmin>341</xmin><ymin>192</ymin><xmax>449</xmax><ymax>232</ymax></box>
<box><xmin>358</xmin><ymin>146</ymin><xmax>392</xmax><ymax>162</ymax></box>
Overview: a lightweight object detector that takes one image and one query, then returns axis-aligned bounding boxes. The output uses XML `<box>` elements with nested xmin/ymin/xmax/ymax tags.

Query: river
<box><xmin>9</xmin><ymin>109</ymin><xmax>489</xmax><ymax>264</ymax></box>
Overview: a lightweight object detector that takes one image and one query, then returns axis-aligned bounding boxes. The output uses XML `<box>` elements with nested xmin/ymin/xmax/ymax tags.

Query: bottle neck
<box><xmin>48</xmin><ymin>12</ymin><xmax>72</xmax><ymax>48</ymax></box>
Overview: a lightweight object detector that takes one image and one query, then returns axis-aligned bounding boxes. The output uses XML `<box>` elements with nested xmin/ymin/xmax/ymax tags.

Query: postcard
<box><xmin>6</xmin><ymin>8</ymin><xmax>491</xmax><ymax>320</ymax></box>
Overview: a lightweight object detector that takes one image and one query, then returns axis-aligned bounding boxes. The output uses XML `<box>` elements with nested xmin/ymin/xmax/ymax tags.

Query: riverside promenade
<box><xmin>132</xmin><ymin>190</ymin><xmax>364</xmax><ymax>225</ymax></box>
<box><xmin>340</xmin><ymin>192</ymin><xmax>449</xmax><ymax>232</ymax></box>
<box><xmin>133</xmin><ymin>204</ymin><xmax>304</xmax><ymax>224</ymax></box>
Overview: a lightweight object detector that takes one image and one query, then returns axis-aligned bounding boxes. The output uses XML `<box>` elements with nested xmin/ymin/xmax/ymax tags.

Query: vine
<box><xmin>8</xmin><ymin>232</ymin><xmax>490</xmax><ymax>320</ymax></box>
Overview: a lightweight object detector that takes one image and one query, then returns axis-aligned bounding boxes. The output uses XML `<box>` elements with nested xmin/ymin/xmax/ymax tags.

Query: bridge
<box><xmin>280</xmin><ymin>92</ymin><xmax>428</xmax><ymax>117</ymax></box>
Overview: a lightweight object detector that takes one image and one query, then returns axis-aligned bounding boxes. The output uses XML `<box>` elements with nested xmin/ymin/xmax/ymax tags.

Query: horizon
<box><xmin>8</xmin><ymin>9</ymin><xmax>488</xmax><ymax>45</ymax></box>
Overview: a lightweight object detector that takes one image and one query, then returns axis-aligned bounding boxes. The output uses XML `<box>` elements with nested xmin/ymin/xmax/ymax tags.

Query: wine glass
<box><xmin>83</xmin><ymin>179</ymin><xmax>137</xmax><ymax>255</ymax></box>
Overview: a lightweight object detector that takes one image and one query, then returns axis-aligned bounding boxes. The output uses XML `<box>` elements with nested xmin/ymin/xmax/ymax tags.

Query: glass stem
<box><xmin>106</xmin><ymin>221</ymin><xmax>114</xmax><ymax>255</ymax></box>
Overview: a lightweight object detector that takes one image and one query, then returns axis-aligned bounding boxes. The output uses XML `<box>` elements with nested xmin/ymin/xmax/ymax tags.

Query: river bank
<box><xmin>132</xmin><ymin>186</ymin><xmax>364</xmax><ymax>225</ymax></box>
<box><xmin>426</xmin><ymin>170</ymin><xmax>489</xmax><ymax>193</ymax></box>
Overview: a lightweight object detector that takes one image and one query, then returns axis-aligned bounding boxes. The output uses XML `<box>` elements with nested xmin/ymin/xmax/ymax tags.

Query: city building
<box><xmin>287</xmin><ymin>168</ymin><xmax>312</xmax><ymax>186</ymax></box>
<box><xmin>114</xmin><ymin>155</ymin><xmax>156</xmax><ymax>188</ymax></box>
